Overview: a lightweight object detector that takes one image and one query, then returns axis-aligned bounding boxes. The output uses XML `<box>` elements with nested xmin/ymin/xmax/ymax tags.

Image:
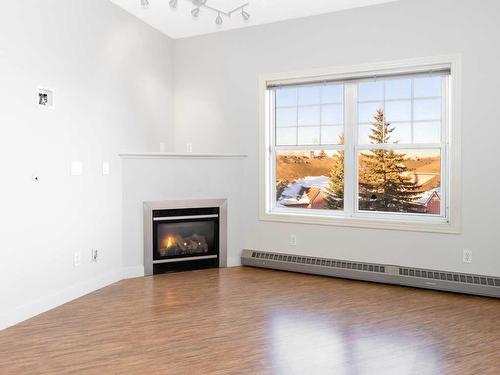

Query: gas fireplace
<box><xmin>143</xmin><ymin>203</ymin><xmax>225</xmax><ymax>275</ymax></box>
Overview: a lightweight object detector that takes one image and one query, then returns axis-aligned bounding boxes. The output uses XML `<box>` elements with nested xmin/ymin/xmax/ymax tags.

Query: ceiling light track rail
<box><xmin>141</xmin><ymin>0</ymin><xmax>250</xmax><ymax>25</ymax></box>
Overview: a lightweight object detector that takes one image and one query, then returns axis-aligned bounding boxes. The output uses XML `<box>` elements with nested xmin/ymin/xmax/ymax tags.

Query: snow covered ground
<box><xmin>277</xmin><ymin>176</ymin><xmax>329</xmax><ymax>207</ymax></box>
<box><xmin>277</xmin><ymin>176</ymin><xmax>440</xmax><ymax>211</ymax></box>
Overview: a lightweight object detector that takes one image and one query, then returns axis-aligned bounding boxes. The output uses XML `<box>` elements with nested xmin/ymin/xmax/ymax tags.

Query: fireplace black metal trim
<box><xmin>153</xmin><ymin>255</ymin><xmax>218</xmax><ymax>264</ymax></box>
<box><xmin>143</xmin><ymin>199</ymin><xmax>228</xmax><ymax>276</ymax></box>
<box><xmin>153</xmin><ymin>214</ymin><xmax>218</xmax><ymax>221</ymax></box>
<box><xmin>152</xmin><ymin>207</ymin><xmax>219</xmax><ymax>266</ymax></box>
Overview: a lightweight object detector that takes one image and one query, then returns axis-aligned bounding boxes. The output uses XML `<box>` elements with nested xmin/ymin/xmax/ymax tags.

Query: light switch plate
<box><xmin>102</xmin><ymin>161</ymin><xmax>110</xmax><ymax>175</ymax></box>
<box><xmin>74</xmin><ymin>252</ymin><xmax>81</xmax><ymax>267</ymax></box>
<box><xmin>71</xmin><ymin>161</ymin><xmax>83</xmax><ymax>176</ymax></box>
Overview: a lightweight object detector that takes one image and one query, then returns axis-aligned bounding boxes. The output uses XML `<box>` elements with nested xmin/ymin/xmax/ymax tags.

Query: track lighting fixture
<box><xmin>191</xmin><ymin>7</ymin><xmax>200</xmax><ymax>17</ymax></box>
<box><xmin>142</xmin><ymin>0</ymin><xmax>250</xmax><ymax>27</ymax></box>
<box><xmin>215</xmin><ymin>13</ymin><xmax>223</xmax><ymax>25</ymax></box>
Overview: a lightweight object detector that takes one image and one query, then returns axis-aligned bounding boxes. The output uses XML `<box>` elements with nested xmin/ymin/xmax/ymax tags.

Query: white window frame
<box><xmin>259</xmin><ymin>55</ymin><xmax>462</xmax><ymax>233</ymax></box>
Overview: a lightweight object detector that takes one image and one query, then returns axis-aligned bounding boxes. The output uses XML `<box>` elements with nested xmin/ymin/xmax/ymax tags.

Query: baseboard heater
<box><xmin>241</xmin><ymin>250</ymin><xmax>500</xmax><ymax>298</ymax></box>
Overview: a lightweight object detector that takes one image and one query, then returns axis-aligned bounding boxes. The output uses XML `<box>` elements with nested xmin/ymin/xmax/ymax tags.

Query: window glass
<box><xmin>270</xmin><ymin>71</ymin><xmax>449</xmax><ymax>223</ymax></box>
<box><xmin>297</xmin><ymin>127</ymin><xmax>320</xmax><ymax>145</ymax></box>
<box><xmin>276</xmin><ymin>150</ymin><xmax>344</xmax><ymax>210</ymax></box>
<box><xmin>298</xmin><ymin>86</ymin><xmax>321</xmax><ymax>105</ymax></box>
<box><xmin>359</xmin><ymin>81</ymin><xmax>384</xmax><ymax>101</ymax></box>
<box><xmin>358</xmin><ymin>149</ymin><xmax>441</xmax><ymax>215</ymax></box>
<box><xmin>276</xmin><ymin>87</ymin><xmax>297</xmax><ymax>107</ymax></box>
<box><xmin>414</xmin><ymin>99</ymin><xmax>441</xmax><ymax>121</ymax></box>
<box><xmin>298</xmin><ymin>106</ymin><xmax>321</xmax><ymax>126</ymax></box>
<box><xmin>322</xmin><ymin>85</ymin><xmax>344</xmax><ymax>104</ymax></box>
<box><xmin>276</xmin><ymin>128</ymin><xmax>297</xmax><ymax>146</ymax></box>
<box><xmin>385</xmin><ymin>78</ymin><xmax>412</xmax><ymax>100</ymax></box>
<box><xmin>276</xmin><ymin>108</ymin><xmax>297</xmax><ymax>127</ymax></box>
<box><xmin>321</xmin><ymin>104</ymin><xmax>343</xmax><ymax>125</ymax></box>
<box><xmin>414</xmin><ymin>76</ymin><xmax>442</xmax><ymax>98</ymax></box>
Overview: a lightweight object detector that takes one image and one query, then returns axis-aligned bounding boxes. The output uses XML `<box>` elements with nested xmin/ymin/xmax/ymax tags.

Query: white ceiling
<box><xmin>110</xmin><ymin>0</ymin><xmax>400</xmax><ymax>39</ymax></box>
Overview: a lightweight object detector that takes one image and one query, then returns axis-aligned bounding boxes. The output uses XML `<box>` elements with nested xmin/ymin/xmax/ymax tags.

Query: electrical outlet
<box><xmin>74</xmin><ymin>252</ymin><xmax>82</xmax><ymax>267</ymax></box>
<box><xmin>289</xmin><ymin>234</ymin><xmax>297</xmax><ymax>246</ymax></box>
<box><xmin>186</xmin><ymin>143</ymin><xmax>193</xmax><ymax>153</ymax></box>
<box><xmin>91</xmin><ymin>249</ymin><xmax>98</xmax><ymax>263</ymax></box>
<box><xmin>463</xmin><ymin>249</ymin><xmax>472</xmax><ymax>264</ymax></box>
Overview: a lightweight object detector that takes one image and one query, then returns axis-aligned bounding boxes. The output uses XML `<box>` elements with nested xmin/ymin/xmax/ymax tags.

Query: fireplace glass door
<box><xmin>153</xmin><ymin>219</ymin><xmax>217</xmax><ymax>260</ymax></box>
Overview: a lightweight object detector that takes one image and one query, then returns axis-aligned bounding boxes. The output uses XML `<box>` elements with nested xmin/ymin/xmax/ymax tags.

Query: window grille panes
<box><xmin>357</xmin><ymin>75</ymin><xmax>444</xmax><ymax>145</ymax></box>
<box><xmin>275</xmin><ymin>83</ymin><xmax>345</xmax><ymax>147</ymax></box>
<box><xmin>268</xmin><ymin>68</ymin><xmax>450</xmax><ymax>223</ymax></box>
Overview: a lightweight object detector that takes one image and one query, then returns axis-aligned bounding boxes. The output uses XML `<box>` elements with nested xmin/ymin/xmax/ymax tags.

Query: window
<box><xmin>261</xmin><ymin>57</ymin><xmax>461</xmax><ymax>232</ymax></box>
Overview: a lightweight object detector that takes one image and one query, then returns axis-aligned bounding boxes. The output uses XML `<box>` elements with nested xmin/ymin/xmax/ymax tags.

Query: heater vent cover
<box><xmin>398</xmin><ymin>267</ymin><xmax>500</xmax><ymax>288</ymax></box>
<box><xmin>251</xmin><ymin>251</ymin><xmax>386</xmax><ymax>274</ymax></box>
<box><xmin>242</xmin><ymin>250</ymin><xmax>500</xmax><ymax>298</ymax></box>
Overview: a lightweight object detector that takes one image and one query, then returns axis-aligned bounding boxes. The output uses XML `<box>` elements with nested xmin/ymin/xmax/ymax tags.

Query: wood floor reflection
<box><xmin>1</xmin><ymin>267</ymin><xmax>499</xmax><ymax>374</ymax></box>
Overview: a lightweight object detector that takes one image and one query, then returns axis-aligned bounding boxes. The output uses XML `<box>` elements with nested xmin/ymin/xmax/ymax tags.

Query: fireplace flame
<box><xmin>163</xmin><ymin>236</ymin><xmax>175</xmax><ymax>249</ymax></box>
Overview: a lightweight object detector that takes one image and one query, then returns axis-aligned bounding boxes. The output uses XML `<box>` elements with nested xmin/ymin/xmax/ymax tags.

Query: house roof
<box><xmin>418</xmin><ymin>188</ymin><xmax>441</xmax><ymax>206</ymax></box>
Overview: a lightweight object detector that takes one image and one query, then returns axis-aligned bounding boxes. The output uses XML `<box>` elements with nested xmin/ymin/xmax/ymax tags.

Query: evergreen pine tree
<box><xmin>325</xmin><ymin>135</ymin><xmax>345</xmax><ymax>209</ymax></box>
<box><xmin>359</xmin><ymin>109</ymin><xmax>422</xmax><ymax>212</ymax></box>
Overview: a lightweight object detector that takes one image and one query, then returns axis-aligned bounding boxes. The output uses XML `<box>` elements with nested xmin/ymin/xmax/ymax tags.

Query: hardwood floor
<box><xmin>1</xmin><ymin>267</ymin><xmax>499</xmax><ymax>374</ymax></box>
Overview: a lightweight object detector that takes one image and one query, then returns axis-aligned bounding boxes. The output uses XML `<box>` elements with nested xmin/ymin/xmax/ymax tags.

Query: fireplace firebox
<box><xmin>151</xmin><ymin>207</ymin><xmax>219</xmax><ymax>274</ymax></box>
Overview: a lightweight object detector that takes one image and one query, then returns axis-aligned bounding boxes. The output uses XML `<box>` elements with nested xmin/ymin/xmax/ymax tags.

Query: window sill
<box><xmin>260</xmin><ymin>210</ymin><xmax>460</xmax><ymax>234</ymax></box>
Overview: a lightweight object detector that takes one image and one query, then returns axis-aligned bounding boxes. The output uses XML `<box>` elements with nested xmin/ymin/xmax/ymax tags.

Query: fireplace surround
<box><xmin>143</xmin><ymin>199</ymin><xmax>227</xmax><ymax>275</ymax></box>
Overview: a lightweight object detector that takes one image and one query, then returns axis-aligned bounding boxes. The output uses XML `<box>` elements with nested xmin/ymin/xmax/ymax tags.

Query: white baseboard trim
<box><xmin>122</xmin><ymin>266</ymin><xmax>145</xmax><ymax>279</ymax></box>
<box><xmin>227</xmin><ymin>256</ymin><xmax>242</xmax><ymax>267</ymax></box>
<box><xmin>0</xmin><ymin>267</ymin><xmax>131</xmax><ymax>331</ymax></box>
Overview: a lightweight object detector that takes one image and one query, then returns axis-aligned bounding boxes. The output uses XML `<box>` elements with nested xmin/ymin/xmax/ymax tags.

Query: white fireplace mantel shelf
<box><xmin>119</xmin><ymin>152</ymin><xmax>247</xmax><ymax>159</ymax></box>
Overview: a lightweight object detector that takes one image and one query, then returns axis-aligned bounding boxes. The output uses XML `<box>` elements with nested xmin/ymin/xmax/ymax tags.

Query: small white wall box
<box><xmin>102</xmin><ymin>161</ymin><xmax>110</xmax><ymax>175</ymax></box>
<box><xmin>71</xmin><ymin>161</ymin><xmax>83</xmax><ymax>176</ymax></box>
<box><xmin>38</xmin><ymin>88</ymin><xmax>54</xmax><ymax>108</ymax></box>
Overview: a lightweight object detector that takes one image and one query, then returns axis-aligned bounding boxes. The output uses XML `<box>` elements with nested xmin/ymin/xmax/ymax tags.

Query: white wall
<box><xmin>172</xmin><ymin>0</ymin><xmax>500</xmax><ymax>276</ymax></box>
<box><xmin>0</xmin><ymin>0</ymin><xmax>173</xmax><ymax>329</ymax></box>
